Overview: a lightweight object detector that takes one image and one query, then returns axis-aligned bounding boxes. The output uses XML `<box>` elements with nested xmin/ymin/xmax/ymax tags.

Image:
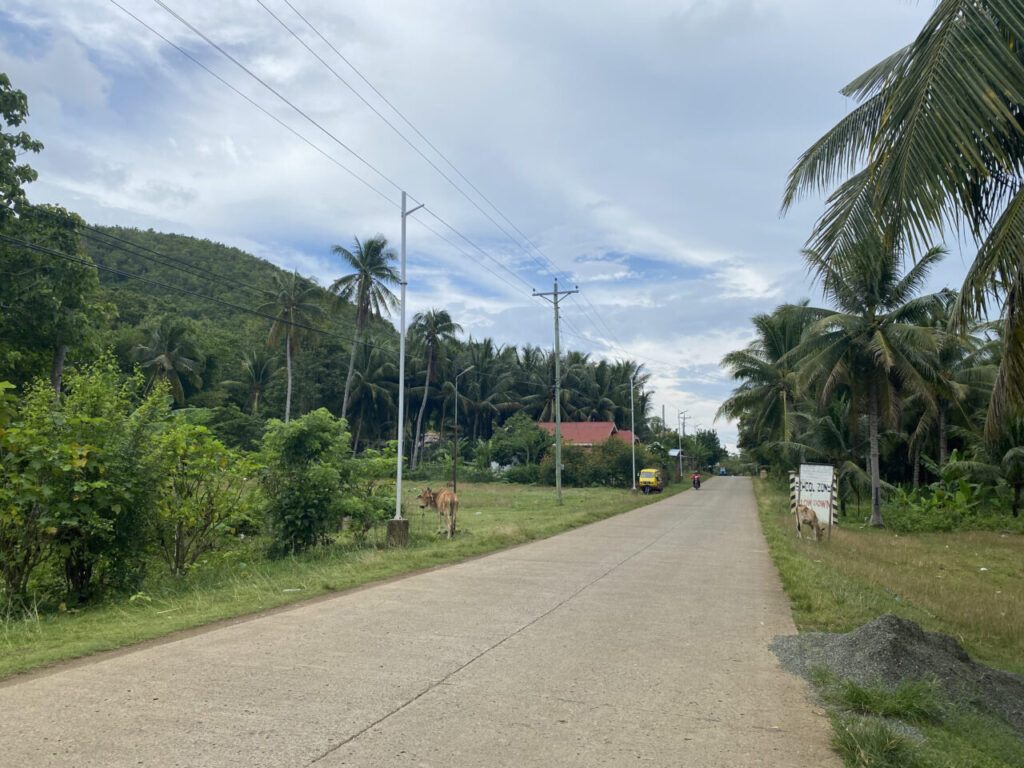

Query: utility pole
<box><xmin>390</xmin><ymin>191</ymin><xmax>423</xmax><ymax>546</ymax></box>
<box><xmin>630</xmin><ymin>366</ymin><xmax>643</xmax><ymax>492</ymax></box>
<box><xmin>452</xmin><ymin>364</ymin><xmax>475</xmax><ymax>494</ymax></box>
<box><xmin>533</xmin><ymin>278</ymin><xmax>578</xmax><ymax>505</ymax></box>
<box><xmin>677</xmin><ymin>409</ymin><xmax>687</xmax><ymax>480</ymax></box>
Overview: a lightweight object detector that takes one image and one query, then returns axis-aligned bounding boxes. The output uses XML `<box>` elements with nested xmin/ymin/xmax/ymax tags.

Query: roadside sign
<box><xmin>792</xmin><ymin>463</ymin><xmax>838</xmax><ymax>539</ymax></box>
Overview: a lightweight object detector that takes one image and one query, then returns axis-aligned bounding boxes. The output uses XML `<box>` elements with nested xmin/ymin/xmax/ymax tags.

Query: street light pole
<box><xmin>677</xmin><ymin>409</ymin><xmax>687</xmax><ymax>480</ymax></box>
<box><xmin>630</xmin><ymin>366</ymin><xmax>642</xmax><ymax>491</ymax></box>
<box><xmin>453</xmin><ymin>364</ymin><xmax>475</xmax><ymax>494</ymax></box>
<box><xmin>392</xmin><ymin>192</ymin><xmax>423</xmax><ymax>534</ymax></box>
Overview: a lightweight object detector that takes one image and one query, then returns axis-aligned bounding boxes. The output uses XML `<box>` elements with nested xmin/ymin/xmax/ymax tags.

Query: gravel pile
<box><xmin>771</xmin><ymin>614</ymin><xmax>1024</xmax><ymax>735</ymax></box>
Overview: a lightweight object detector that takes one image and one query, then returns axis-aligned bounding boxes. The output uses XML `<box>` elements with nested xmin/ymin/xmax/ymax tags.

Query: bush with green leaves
<box><xmin>0</xmin><ymin>357</ymin><xmax>170</xmax><ymax>603</ymax></box>
<box><xmin>534</xmin><ymin>438</ymin><xmax>671</xmax><ymax>488</ymax></box>
<box><xmin>152</xmin><ymin>422</ymin><xmax>257</xmax><ymax>576</ymax></box>
<box><xmin>337</xmin><ymin>445</ymin><xmax>397</xmax><ymax>541</ymax></box>
<box><xmin>259</xmin><ymin>409</ymin><xmax>349</xmax><ymax>556</ymax></box>
<box><xmin>490</xmin><ymin>412</ymin><xmax>548</xmax><ymax>467</ymax></box>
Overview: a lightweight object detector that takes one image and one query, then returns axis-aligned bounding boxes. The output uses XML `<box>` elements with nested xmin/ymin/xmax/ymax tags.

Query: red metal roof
<box><xmin>538</xmin><ymin>421</ymin><xmax>619</xmax><ymax>446</ymax></box>
<box><xmin>614</xmin><ymin>429</ymin><xmax>636</xmax><ymax>445</ymax></box>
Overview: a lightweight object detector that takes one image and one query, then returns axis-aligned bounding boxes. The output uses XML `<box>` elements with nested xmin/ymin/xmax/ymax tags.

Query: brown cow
<box><xmin>795</xmin><ymin>503</ymin><xmax>824</xmax><ymax>541</ymax></box>
<box><xmin>418</xmin><ymin>487</ymin><xmax>458</xmax><ymax>539</ymax></box>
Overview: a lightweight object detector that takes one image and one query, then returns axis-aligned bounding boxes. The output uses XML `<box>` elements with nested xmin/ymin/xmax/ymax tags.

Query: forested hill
<box><xmin>83</xmin><ymin>226</ymin><xmax>319</xmax><ymax>327</ymax></box>
<box><xmin>73</xmin><ymin>225</ymin><xmax>392</xmax><ymax>426</ymax></box>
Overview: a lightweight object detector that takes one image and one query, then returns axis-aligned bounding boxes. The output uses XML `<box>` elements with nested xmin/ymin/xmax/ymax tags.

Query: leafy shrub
<box><xmin>152</xmin><ymin>422</ymin><xmax>257</xmax><ymax>576</ymax></box>
<box><xmin>338</xmin><ymin>446</ymin><xmax>397</xmax><ymax>540</ymax></box>
<box><xmin>504</xmin><ymin>463</ymin><xmax>540</xmax><ymax>484</ymax></box>
<box><xmin>259</xmin><ymin>409</ymin><xmax>348</xmax><ymax>556</ymax></box>
<box><xmin>884</xmin><ymin>480</ymin><xmax>1024</xmax><ymax>533</ymax></box>
<box><xmin>490</xmin><ymin>412</ymin><xmax>548</xmax><ymax>466</ymax></box>
<box><xmin>535</xmin><ymin>438</ymin><xmax>672</xmax><ymax>488</ymax></box>
<box><xmin>539</xmin><ymin>442</ymin><xmax>590</xmax><ymax>486</ymax></box>
<box><xmin>0</xmin><ymin>358</ymin><xmax>170</xmax><ymax>603</ymax></box>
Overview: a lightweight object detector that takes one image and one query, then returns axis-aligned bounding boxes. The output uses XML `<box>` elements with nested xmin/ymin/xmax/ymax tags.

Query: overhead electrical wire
<box><xmin>268</xmin><ymin>1</ymin><xmax>630</xmax><ymax>351</ymax></box>
<box><xmin>150</xmin><ymin>0</ymin><xmax>406</xmax><ymax>197</ymax></box>
<box><xmin>110</xmin><ymin>0</ymin><xmax>545</xmax><ymax>305</ymax></box>
<box><xmin>117</xmin><ymin>1</ymin><xmax>657</xmax><ymax>377</ymax></box>
<box><xmin>108</xmin><ymin>0</ymin><xmax>398</xmax><ymax>209</ymax></box>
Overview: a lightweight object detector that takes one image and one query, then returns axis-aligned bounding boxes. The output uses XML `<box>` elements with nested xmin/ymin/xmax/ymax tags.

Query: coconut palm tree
<box><xmin>258</xmin><ymin>271</ymin><xmax>323</xmax><ymax>423</ymax></box>
<box><xmin>344</xmin><ymin>339</ymin><xmax>397</xmax><ymax>454</ymax></box>
<box><xmin>782</xmin><ymin>1</ymin><xmax>1024</xmax><ymax>439</ymax></box>
<box><xmin>223</xmin><ymin>349</ymin><xmax>277</xmax><ymax>416</ymax></box>
<box><xmin>329</xmin><ymin>236</ymin><xmax>399</xmax><ymax>422</ymax></box>
<box><xmin>717</xmin><ymin>302</ymin><xmax>819</xmax><ymax>457</ymax></box>
<box><xmin>133</xmin><ymin>317</ymin><xmax>204</xmax><ymax>406</ymax></box>
<box><xmin>794</xmin><ymin>230</ymin><xmax>947</xmax><ymax>527</ymax></box>
<box><xmin>409</xmin><ymin>309</ymin><xmax>462</xmax><ymax>468</ymax></box>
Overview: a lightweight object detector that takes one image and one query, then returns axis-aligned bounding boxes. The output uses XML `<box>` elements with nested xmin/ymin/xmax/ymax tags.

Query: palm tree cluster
<box><xmin>750</xmin><ymin>1</ymin><xmax>1024</xmax><ymax>527</ymax></box>
<box><xmin>782</xmin><ymin>0</ymin><xmax>1024</xmax><ymax>441</ymax></box>
<box><xmin>719</xmin><ymin>234</ymin><xmax>1010</xmax><ymax>527</ymax></box>
<box><xmin>242</xmin><ymin>234</ymin><xmax>653</xmax><ymax>463</ymax></box>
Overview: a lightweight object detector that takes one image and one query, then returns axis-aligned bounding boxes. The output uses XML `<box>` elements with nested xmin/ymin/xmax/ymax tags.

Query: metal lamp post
<box><xmin>630</xmin><ymin>367</ymin><xmax>642</xmax><ymax>491</ymax></box>
<box><xmin>452</xmin><ymin>364</ymin><xmax>475</xmax><ymax>494</ymax></box>
<box><xmin>388</xmin><ymin>191</ymin><xmax>423</xmax><ymax>547</ymax></box>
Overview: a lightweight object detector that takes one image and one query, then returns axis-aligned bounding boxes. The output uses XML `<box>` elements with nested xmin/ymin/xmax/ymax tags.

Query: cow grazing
<box><xmin>418</xmin><ymin>487</ymin><xmax>458</xmax><ymax>539</ymax></box>
<box><xmin>795</xmin><ymin>504</ymin><xmax>824</xmax><ymax>541</ymax></box>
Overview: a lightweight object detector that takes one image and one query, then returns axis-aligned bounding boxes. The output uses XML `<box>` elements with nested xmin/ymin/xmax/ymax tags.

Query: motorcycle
<box><xmin>691</xmin><ymin>475</ymin><xmax>701</xmax><ymax>490</ymax></box>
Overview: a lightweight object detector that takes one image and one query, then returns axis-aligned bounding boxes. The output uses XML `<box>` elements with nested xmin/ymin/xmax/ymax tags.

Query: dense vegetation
<box><xmin>724</xmin><ymin>2</ymin><xmax>1024</xmax><ymax>533</ymax></box>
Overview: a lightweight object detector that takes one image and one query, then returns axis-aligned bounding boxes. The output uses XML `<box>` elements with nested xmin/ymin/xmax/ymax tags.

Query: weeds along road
<box><xmin>0</xmin><ymin>477</ymin><xmax>838</xmax><ymax>767</ymax></box>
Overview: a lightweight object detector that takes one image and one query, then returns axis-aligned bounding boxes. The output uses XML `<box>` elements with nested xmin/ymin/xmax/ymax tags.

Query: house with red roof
<box><xmin>537</xmin><ymin>421</ymin><xmax>636</xmax><ymax>450</ymax></box>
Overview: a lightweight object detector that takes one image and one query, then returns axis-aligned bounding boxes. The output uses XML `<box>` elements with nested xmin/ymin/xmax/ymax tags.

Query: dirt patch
<box><xmin>771</xmin><ymin>615</ymin><xmax>1024</xmax><ymax>735</ymax></box>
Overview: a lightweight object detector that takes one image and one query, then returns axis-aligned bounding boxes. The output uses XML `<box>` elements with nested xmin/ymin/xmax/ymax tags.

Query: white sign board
<box><xmin>797</xmin><ymin>463</ymin><xmax>835</xmax><ymax>527</ymax></box>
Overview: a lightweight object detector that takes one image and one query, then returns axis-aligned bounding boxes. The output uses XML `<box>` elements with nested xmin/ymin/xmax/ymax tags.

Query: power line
<box><xmin>150</xmin><ymin>0</ymin><xmax>405</xmax><ymax>196</ymax></box>
<box><xmin>118</xmin><ymin>1</ymin><xmax>646</xmax><ymax>380</ymax></box>
<box><xmin>111</xmin><ymin>1</ymin><xmax>538</xmax><ymax>303</ymax></box>
<box><xmin>272</xmin><ymin>1</ymin><xmax>627</xmax><ymax>350</ymax></box>
<box><xmin>269</xmin><ymin>0</ymin><xmax>557</xmax><ymax>279</ymax></box>
<box><xmin>109</xmin><ymin>0</ymin><xmax>398</xmax><ymax>210</ymax></box>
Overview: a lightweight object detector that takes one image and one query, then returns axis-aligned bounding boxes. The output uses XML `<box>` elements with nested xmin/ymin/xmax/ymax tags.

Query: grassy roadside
<box><xmin>0</xmin><ymin>480</ymin><xmax>688</xmax><ymax>679</ymax></box>
<box><xmin>754</xmin><ymin>478</ymin><xmax>1024</xmax><ymax>766</ymax></box>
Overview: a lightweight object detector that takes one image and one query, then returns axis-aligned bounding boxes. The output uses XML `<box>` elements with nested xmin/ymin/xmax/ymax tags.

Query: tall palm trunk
<box><xmin>868</xmin><ymin>377</ymin><xmax>884</xmax><ymax>527</ymax></box>
<box><xmin>412</xmin><ymin>353</ymin><xmax>433</xmax><ymax>469</ymax></box>
<box><xmin>912</xmin><ymin>444</ymin><xmax>921</xmax><ymax>488</ymax></box>
<box><xmin>285</xmin><ymin>334</ymin><xmax>293</xmax><ymax>423</ymax></box>
<box><xmin>937</xmin><ymin>401</ymin><xmax>948</xmax><ymax>465</ymax></box>
<box><xmin>51</xmin><ymin>344</ymin><xmax>68</xmax><ymax>396</ymax></box>
<box><xmin>341</xmin><ymin>319</ymin><xmax>362</xmax><ymax>422</ymax></box>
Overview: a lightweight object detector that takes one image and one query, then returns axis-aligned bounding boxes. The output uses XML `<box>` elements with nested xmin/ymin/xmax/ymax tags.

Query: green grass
<box><xmin>755</xmin><ymin>478</ymin><xmax>1024</xmax><ymax>766</ymax></box>
<box><xmin>0</xmin><ymin>480</ymin><xmax>688</xmax><ymax>679</ymax></box>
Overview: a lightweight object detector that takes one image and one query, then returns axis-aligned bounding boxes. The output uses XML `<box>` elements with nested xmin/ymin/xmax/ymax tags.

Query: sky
<box><xmin>1</xmin><ymin>0</ymin><xmax>960</xmax><ymax>450</ymax></box>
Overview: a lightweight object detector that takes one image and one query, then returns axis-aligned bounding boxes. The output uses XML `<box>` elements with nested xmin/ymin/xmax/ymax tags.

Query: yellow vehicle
<box><xmin>638</xmin><ymin>468</ymin><xmax>664</xmax><ymax>494</ymax></box>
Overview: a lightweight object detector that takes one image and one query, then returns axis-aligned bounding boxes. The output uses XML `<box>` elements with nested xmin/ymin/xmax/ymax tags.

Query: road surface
<box><xmin>0</xmin><ymin>477</ymin><xmax>838</xmax><ymax>767</ymax></box>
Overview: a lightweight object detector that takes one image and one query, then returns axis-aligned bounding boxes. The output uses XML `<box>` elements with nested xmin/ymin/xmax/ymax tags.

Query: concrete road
<box><xmin>0</xmin><ymin>477</ymin><xmax>838</xmax><ymax>767</ymax></box>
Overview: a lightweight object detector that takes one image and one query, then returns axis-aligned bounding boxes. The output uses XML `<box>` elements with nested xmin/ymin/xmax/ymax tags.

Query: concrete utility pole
<box><xmin>452</xmin><ymin>364</ymin><xmax>475</xmax><ymax>495</ymax></box>
<box><xmin>390</xmin><ymin>192</ymin><xmax>423</xmax><ymax>546</ymax></box>
<box><xmin>630</xmin><ymin>366</ymin><xmax>643</xmax><ymax>491</ymax></box>
<box><xmin>677</xmin><ymin>409</ymin><xmax>687</xmax><ymax>480</ymax></box>
<box><xmin>533</xmin><ymin>278</ymin><xmax>578</xmax><ymax>505</ymax></box>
